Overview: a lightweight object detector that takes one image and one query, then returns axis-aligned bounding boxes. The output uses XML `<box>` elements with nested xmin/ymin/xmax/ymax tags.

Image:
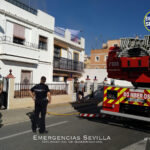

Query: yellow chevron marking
<box><xmin>114</xmin><ymin>87</ymin><xmax>120</xmax><ymax>91</ymax></box>
<box><xmin>133</xmin><ymin>102</ymin><xmax>140</xmax><ymax>105</ymax></box>
<box><xmin>147</xmin><ymin>99</ymin><xmax>150</xmax><ymax>102</ymax></box>
<box><xmin>114</xmin><ymin>88</ymin><xmax>127</xmax><ymax>105</ymax></box>
<box><xmin>146</xmin><ymin>90</ymin><xmax>150</xmax><ymax>94</ymax></box>
<box><xmin>104</xmin><ymin>97</ymin><xmax>107</xmax><ymax>102</ymax></box>
<box><xmin>144</xmin><ymin>103</ymin><xmax>149</xmax><ymax>106</ymax></box>
<box><xmin>118</xmin><ymin>88</ymin><xmax>127</xmax><ymax>97</ymax></box>
<box><xmin>115</xmin><ymin>97</ymin><xmax>126</xmax><ymax>104</ymax></box>
<box><xmin>104</xmin><ymin>86</ymin><xmax>113</xmax><ymax>94</ymax></box>
<box><xmin>124</xmin><ymin>101</ymin><xmax>128</xmax><ymax>104</ymax></box>
<box><xmin>108</xmin><ymin>100</ymin><xmax>114</xmax><ymax>104</ymax></box>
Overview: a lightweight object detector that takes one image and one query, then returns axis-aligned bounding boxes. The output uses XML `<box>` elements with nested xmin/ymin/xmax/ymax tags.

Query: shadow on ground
<box><xmin>26</xmin><ymin>111</ymin><xmax>34</xmax><ymax>123</ymax></box>
<box><xmin>78</xmin><ymin>112</ymin><xmax>150</xmax><ymax>134</ymax></box>
<box><xmin>70</xmin><ymin>85</ymin><xmax>103</xmax><ymax>114</ymax></box>
<box><xmin>26</xmin><ymin>111</ymin><xmax>41</xmax><ymax>130</ymax></box>
<box><xmin>72</xmin><ymin>85</ymin><xmax>150</xmax><ymax>133</ymax></box>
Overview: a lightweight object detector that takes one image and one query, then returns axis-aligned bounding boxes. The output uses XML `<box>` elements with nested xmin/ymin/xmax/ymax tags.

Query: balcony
<box><xmin>5</xmin><ymin>0</ymin><xmax>37</xmax><ymax>15</ymax></box>
<box><xmin>54</xmin><ymin>27</ymin><xmax>85</xmax><ymax>49</ymax></box>
<box><xmin>0</xmin><ymin>36</ymin><xmax>39</xmax><ymax>64</ymax></box>
<box><xmin>53</xmin><ymin>57</ymin><xmax>84</xmax><ymax>73</ymax></box>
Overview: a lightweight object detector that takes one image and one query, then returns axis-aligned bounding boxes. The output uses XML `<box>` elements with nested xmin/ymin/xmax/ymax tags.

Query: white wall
<box><xmin>25</xmin><ymin>28</ymin><xmax>31</xmax><ymax>43</ymax></box>
<box><xmin>61</xmin><ymin>48</ymin><xmax>67</xmax><ymax>58</ymax></box>
<box><xmin>0</xmin><ymin>60</ymin><xmax>53</xmax><ymax>83</ymax></box>
<box><xmin>0</xmin><ymin>0</ymin><xmax>54</xmax><ymax>83</ymax></box>
<box><xmin>61</xmin><ymin>47</ymin><xmax>84</xmax><ymax>63</ymax></box>
<box><xmin>0</xmin><ymin>0</ymin><xmax>54</xmax><ymax>31</ymax></box>
<box><xmin>6</xmin><ymin>21</ymin><xmax>13</xmax><ymax>38</ymax></box>
<box><xmin>80</xmin><ymin>69</ymin><xmax>108</xmax><ymax>82</ymax></box>
<box><xmin>80</xmin><ymin>68</ymin><xmax>132</xmax><ymax>86</ymax></box>
<box><xmin>68</xmin><ymin>48</ymin><xmax>84</xmax><ymax>62</ymax></box>
<box><xmin>36</xmin><ymin>62</ymin><xmax>53</xmax><ymax>83</ymax></box>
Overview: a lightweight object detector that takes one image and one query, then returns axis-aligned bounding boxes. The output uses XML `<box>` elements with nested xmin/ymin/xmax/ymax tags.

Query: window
<box><xmin>13</xmin><ymin>23</ymin><xmax>25</xmax><ymax>45</ymax></box>
<box><xmin>53</xmin><ymin>76</ymin><xmax>59</xmax><ymax>82</ymax></box>
<box><xmin>38</xmin><ymin>36</ymin><xmax>48</xmax><ymax>50</ymax></box>
<box><xmin>107</xmin><ymin>90</ymin><xmax>118</xmax><ymax>100</ymax></box>
<box><xmin>21</xmin><ymin>70</ymin><xmax>32</xmax><ymax>84</ymax></box>
<box><xmin>95</xmin><ymin>56</ymin><xmax>100</xmax><ymax>62</ymax></box>
<box><xmin>54</xmin><ymin>45</ymin><xmax>61</xmax><ymax>57</ymax></box>
<box><xmin>105</xmin><ymin>56</ymin><xmax>108</xmax><ymax>62</ymax></box>
<box><xmin>74</xmin><ymin>52</ymin><xmax>79</xmax><ymax>61</ymax></box>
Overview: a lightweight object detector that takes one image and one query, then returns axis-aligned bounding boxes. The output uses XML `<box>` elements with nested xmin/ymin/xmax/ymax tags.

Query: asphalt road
<box><xmin>0</xmin><ymin>106</ymin><xmax>150</xmax><ymax>150</ymax></box>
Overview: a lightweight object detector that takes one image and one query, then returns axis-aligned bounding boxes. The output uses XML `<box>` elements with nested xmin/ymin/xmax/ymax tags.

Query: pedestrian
<box><xmin>74</xmin><ymin>79</ymin><xmax>79</xmax><ymax>101</ymax></box>
<box><xmin>29</xmin><ymin>76</ymin><xmax>51</xmax><ymax>134</ymax></box>
<box><xmin>111</xmin><ymin>79</ymin><xmax>115</xmax><ymax>85</ymax></box>
<box><xmin>78</xmin><ymin>81</ymin><xmax>85</xmax><ymax>103</ymax></box>
<box><xmin>103</xmin><ymin>77</ymin><xmax>107</xmax><ymax>85</ymax></box>
<box><xmin>0</xmin><ymin>82</ymin><xmax>5</xmax><ymax>109</ymax></box>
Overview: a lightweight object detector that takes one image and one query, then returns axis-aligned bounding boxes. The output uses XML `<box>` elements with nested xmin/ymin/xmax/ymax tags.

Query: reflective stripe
<box><xmin>108</xmin><ymin>99</ymin><xmax>114</xmax><ymax>104</ymax></box>
<box><xmin>133</xmin><ymin>102</ymin><xmax>140</xmax><ymax>105</ymax></box>
<box><xmin>118</xmin><ymin>88</ymin><xmax>127</xmax><ymax>97</ymax></box>
<box><xmin>144</xmin><ymin>103</ymin><xmax>149</xmax><ymax>106</ymax></box>
<box><xmin>146</xmin><ymin>90</ymin><xmax>150</xmax><ymax>94</ymax></box>
<box><xmin>115</xmin><ymin>96</ymin><xmax>126</xmax><ymax>104</ymax></box>
<box><xmin>104</xmin><ymin>97</ymin><xmax>107</xmax><ymax>102</ymax></box>
<box><xmin>104</xmin><ymin>86</ymin><xmax>112</xmax><ymax>94</ymax></box>
<box><xmin>114</xmin><ymin>87</ymin><xmax>120</xmax><ymax>91</ymax></box>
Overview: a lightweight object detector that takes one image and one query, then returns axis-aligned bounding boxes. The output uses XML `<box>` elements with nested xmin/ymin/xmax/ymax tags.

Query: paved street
<box><xmin>0</xmin><ymin>105</ymin><xmax>150</xmax><ymax>150</ymax></box>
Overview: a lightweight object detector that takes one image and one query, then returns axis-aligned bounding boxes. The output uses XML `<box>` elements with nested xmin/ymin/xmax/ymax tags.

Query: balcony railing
<box><xmin>54</xmin><ymin>57</ymin><xmax>84</xmax><ymax>72</ymax></box>
<box><xmin>5</xmin><ymin>0</ymin><xmax>37</xmax><ymax>15</ymax></box>
<box><xmin>54</xmin><ymin>27</ymin><xmax>81</xmax><ymax>44</ymax></box>
<box><xmin>54</xmin><ymin>27</ymin><xmax>65</xmax><ymax>38</ymax></box>
<box><xmin>0</xmin><ymin>36</ymin><xmax>38</xmax><ymax>49</ymax></box>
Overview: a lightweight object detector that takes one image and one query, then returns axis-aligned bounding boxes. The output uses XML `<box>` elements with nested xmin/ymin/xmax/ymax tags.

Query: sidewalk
<box><xmin>0</xmin><ymin>99</ymin><xmax>99</xmax><ymax>126</ymax></box>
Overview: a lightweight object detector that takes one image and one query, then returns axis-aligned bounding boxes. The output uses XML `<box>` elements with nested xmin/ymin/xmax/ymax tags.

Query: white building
<box><xmin>53</xmin><ymin>27</ymin><xmax>85</xmax><ymax>82</ymax></box>
<box><xmin>0</xmin><ymin>0</ymin><xmax>54</xmax><ymax>83</ymax></box>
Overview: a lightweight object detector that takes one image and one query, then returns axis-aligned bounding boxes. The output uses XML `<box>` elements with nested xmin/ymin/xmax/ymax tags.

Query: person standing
<box><xmin>0</xmin><ymin>82</ymin><xmax>5</xmax><ymax>109</ymax></box>
<box><xmin>78</xmin><ymin>81</ymin><xmax>85</xmax><ymax>103</ymax></box>
<box><xmin>29</xmin><ymin>76</ymin><xmax>51</xmax><ymax>134</ymax></box>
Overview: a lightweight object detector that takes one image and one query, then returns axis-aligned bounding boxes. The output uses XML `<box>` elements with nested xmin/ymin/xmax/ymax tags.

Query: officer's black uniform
<box><xmin>31</xmin><ymin>83</ymin><xmax>50</xmax><ymax>133</ymax></box>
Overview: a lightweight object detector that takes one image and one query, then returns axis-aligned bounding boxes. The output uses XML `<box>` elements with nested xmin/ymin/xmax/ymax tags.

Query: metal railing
<box><xmin>14</xmin><ymin>83</ymin><xmax>68</xmax><ymax>98</ymax></box>
<box><xmin>53</xmin><ymin>57</ymin><xmax>84</xmax><ymax>72</ymax></box>
<box><xmin>71</xmin><ymin>34</ymin><xmax>81</xmax><ymax>44</ymax></box>
<box><xmin>54</xmin><ymin>27</ymin><xmax>65</xmax><ymax>38</ymax></box>
<box><xmin>54</xmin><ymin>27</ymin><xmax>81</xmax><ymax>44</ymax></box>
<box><xmin>5</xmin><ymin>0</ymin><xmax>37</xmax><ymax>15</ymax></box>
<box><xmin>0</xmin><ymin>36</ymin><xmax>39</xmax><ymax>49</ymax></box>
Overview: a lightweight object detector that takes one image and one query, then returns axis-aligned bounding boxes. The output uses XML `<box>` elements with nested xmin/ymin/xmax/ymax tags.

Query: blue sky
<box><xmin>24</xmin><ymin>0</ymin><xmax>150</xmax><ymax>55</ymax></box>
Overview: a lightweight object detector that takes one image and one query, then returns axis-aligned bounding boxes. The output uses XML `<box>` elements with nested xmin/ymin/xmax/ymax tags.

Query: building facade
<box><xmin>0</xmin><ymin>0</ymin><xmax>54</xmax><ymax>83</ymax></box>
<box><xmin>53</xmin><ymin>27</ymin><xmax>85</xmax><ymax>82</ymax></box>
<box><xmin>84</xmin><ymin>54</ymin><xmax>91</xmax><ymax>69</ymax></box>
<box><xmin>85</xmin><ymin>39</ymin><xmax>120</xmax><ymax>69</ymax></box>
<box><xmin>89</xmin><ymin>49</ymin><xmax>109</xmax><ymax>69</ymax></box>
<box><xmin>81</xmin><ymin>39</ymin><xmax>120</xmax><ymax>82</ymax></box>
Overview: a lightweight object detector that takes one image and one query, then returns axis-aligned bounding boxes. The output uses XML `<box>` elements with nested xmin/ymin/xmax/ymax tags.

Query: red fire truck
<box><xmin>101</xmin><ymin>36</ymin><xmax>150</xmax><ymax>122</ymax></box>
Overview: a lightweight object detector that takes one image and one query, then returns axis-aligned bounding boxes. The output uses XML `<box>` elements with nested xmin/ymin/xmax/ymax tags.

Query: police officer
<box><xmin>29</xmin><ymin>76</ymin><xmax>51</xmax><ymax>134</ymax></box>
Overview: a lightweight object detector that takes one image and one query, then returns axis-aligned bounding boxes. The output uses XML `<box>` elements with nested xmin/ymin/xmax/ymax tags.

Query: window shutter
<box><xmin>39</xmin><ymin>36</ymin><xmax>47</xmax><ymax>42</ymax></box>
<box><xmin>13</xmin><ymin>23</ymin><xmax>25</xmax><ymax>39</ymax></box>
